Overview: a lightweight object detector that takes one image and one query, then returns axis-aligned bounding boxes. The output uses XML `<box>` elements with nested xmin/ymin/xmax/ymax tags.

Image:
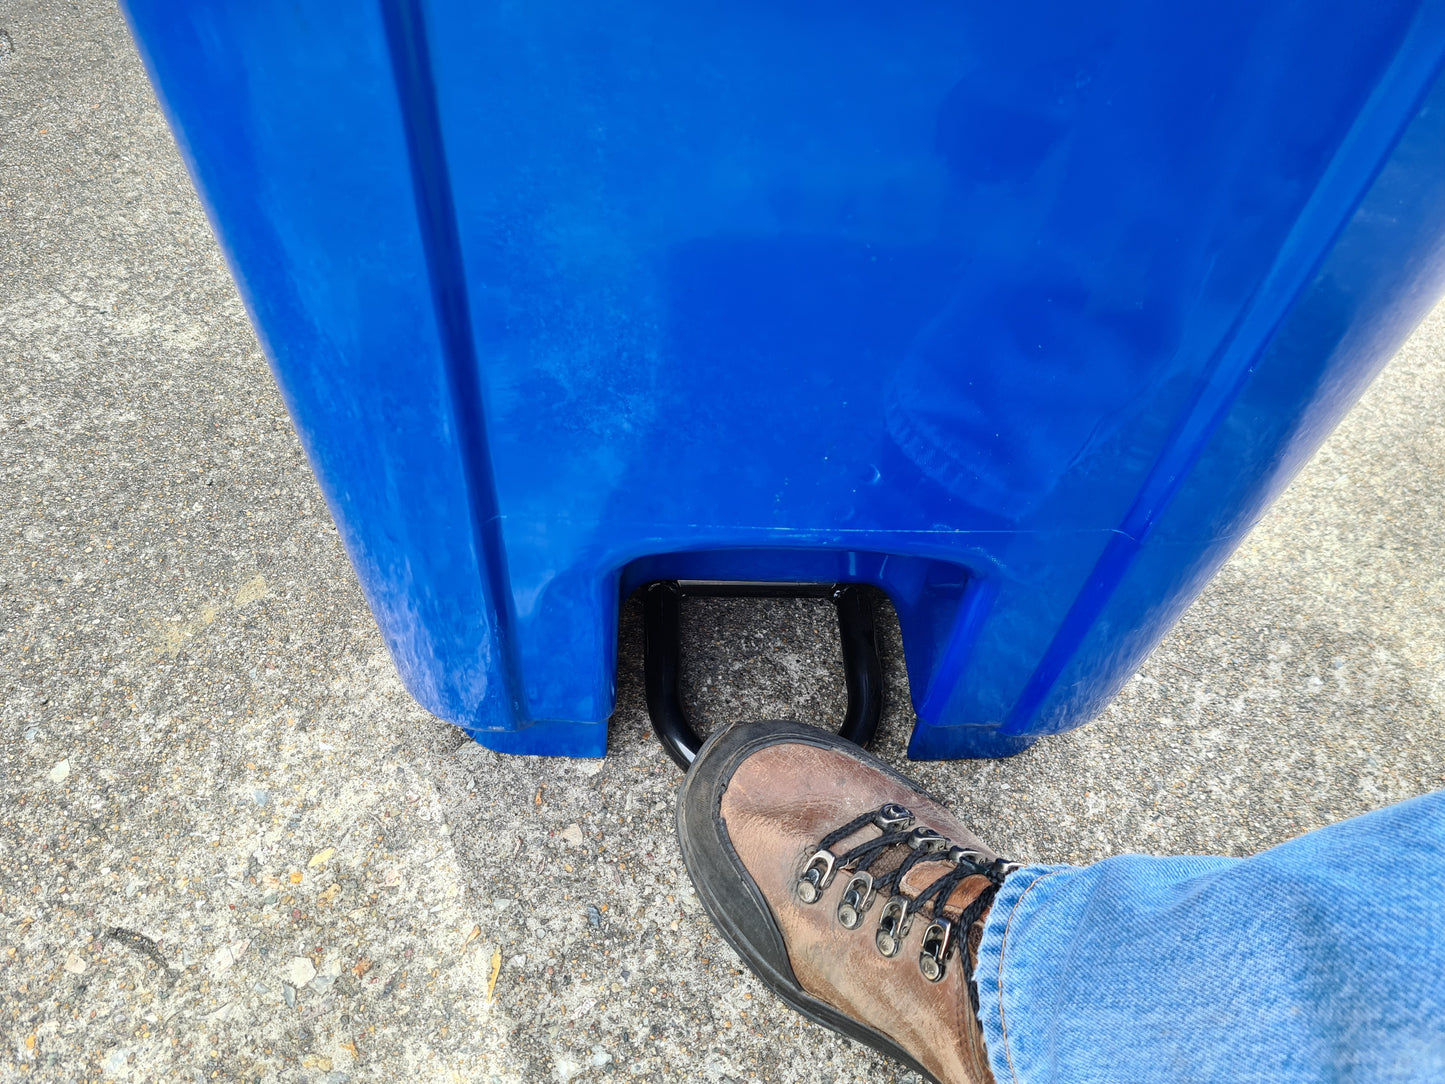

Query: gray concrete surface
<box><xmin>3</xmin><ymin>2</ymin><xmax>1444</xmax><ymax>1082</ymax></box>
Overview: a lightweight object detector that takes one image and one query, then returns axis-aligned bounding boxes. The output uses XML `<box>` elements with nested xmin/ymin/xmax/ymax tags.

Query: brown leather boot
<box><xmin>676</xmin><ymin>720</ymin><xmax>1017</xmax><ymax>1084</ymax></box>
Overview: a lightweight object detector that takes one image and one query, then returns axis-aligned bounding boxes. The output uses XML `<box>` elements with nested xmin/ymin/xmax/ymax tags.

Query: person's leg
<box><xmin>675</xmin><ymin>722</ymin><xmax>1445</xmax><ymax>1084</ymax></box>
<box><xmin>976</xmin><ymin>790</ymin><xmax>1445</xmax><ymax>1084</ymax></box>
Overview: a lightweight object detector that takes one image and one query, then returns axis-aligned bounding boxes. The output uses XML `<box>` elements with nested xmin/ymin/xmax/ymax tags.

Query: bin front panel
<box><xmin>121</xmin><ymin>0</ymin><xmax>1445</xmax><ymax>756</ymax></box>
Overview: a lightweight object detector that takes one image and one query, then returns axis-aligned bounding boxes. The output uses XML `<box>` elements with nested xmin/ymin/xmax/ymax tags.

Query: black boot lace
<box><xmin>795</xmin><ymin>803</ymin><xmax>1017</xmax><ymax>1009</ymax></box>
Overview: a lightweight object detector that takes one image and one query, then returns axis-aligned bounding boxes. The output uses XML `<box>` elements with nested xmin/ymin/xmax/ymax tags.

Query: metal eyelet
<box><xmin>796</xmin><ymin>849</ymin><xmax>838</xmax><ymax>904</ymax></box>
<box><xmin>874</xmin><ymin>896</ymin><xmax>912</xmax><ymax>957</ymax></box>
<box><xmin>946</xmin><ymin>845</ymin><xmax>990</xmax><ymax>870</ymax></box>
<box><xmin>836</xmin><ymin>871</ymin><xmax>876</xmax><ymax>929</ymax></box>
<box><xmin>873</xmin><ymin>803</ymin><xmax>914</xmax><ymax>830</ymax></box>
<box><xmin>918</xmin><ymin>918</ymin><xmax>954</xmax><ymax>982</ymax></box>
<box><xmin>907</xmin><ymin>827</ymin><xmax>948</xmax><ymax>853</ymax></box>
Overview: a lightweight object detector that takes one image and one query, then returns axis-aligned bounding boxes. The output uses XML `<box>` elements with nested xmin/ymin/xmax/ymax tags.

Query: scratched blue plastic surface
<box><xmin>121</xmin><ymin>0</ymin><xmax>1445</xmax><ymax>758</ymax></box>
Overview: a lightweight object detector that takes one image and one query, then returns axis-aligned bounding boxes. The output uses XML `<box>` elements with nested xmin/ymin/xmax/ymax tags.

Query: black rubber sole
<box><xmin>675</xmin><ymin>720</ymin><xmax>945</xmax><ymax>1084</ymax></box>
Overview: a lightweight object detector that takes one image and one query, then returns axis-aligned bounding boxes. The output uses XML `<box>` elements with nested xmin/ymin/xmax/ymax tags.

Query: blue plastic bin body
<box><xmin>120</xmin><ymin>0</ymin><xmax>1445</xmax><ymax>758</ymax></box>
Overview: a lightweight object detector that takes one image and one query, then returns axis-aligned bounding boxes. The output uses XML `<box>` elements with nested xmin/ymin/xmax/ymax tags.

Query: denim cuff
<box><xmin>974</xmin><ymin>864</ymin><xmax>1076</xmax><ymax>1084</ymax></box>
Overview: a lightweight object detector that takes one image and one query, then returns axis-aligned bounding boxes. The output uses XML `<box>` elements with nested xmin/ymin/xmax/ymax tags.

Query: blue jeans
<box><xmin>974</xmin><ymin>790</ymin><xmax>1445</xmax><ymax>1084</ymax></box>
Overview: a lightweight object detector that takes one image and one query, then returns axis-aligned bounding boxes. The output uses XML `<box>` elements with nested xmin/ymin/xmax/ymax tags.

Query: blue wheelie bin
<box><xmin>120</xmin><ymin>0</ymin><xmax>1445</xmax><ymax>759</ymax></box>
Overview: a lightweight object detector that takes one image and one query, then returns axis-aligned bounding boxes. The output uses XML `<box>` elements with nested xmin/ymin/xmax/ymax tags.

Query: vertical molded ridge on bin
<box><xmin>121</xmin><ymin>0</ymin><xmax>1445</xmax><ymax>758</ymax></box>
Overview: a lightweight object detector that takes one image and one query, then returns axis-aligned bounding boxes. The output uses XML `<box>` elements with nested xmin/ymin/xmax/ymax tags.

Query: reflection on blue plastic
<box><xmin>121</xmin><ymin>0</ymin><xmax>1445</xmax><ymax>758</ymax></box>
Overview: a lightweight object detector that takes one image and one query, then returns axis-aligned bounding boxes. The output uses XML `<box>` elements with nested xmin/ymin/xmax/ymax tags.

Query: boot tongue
<box><xmin>896</xmin><ymin>866</ymin><xmax>994</xmax><ymax>919</ymax></box>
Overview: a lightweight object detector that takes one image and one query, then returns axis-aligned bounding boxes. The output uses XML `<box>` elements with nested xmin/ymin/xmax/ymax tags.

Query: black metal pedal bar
<box><xmin>642</xmin><ymin>580</ymin><xmax>884</xmax><ymax>770</ymax></box>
